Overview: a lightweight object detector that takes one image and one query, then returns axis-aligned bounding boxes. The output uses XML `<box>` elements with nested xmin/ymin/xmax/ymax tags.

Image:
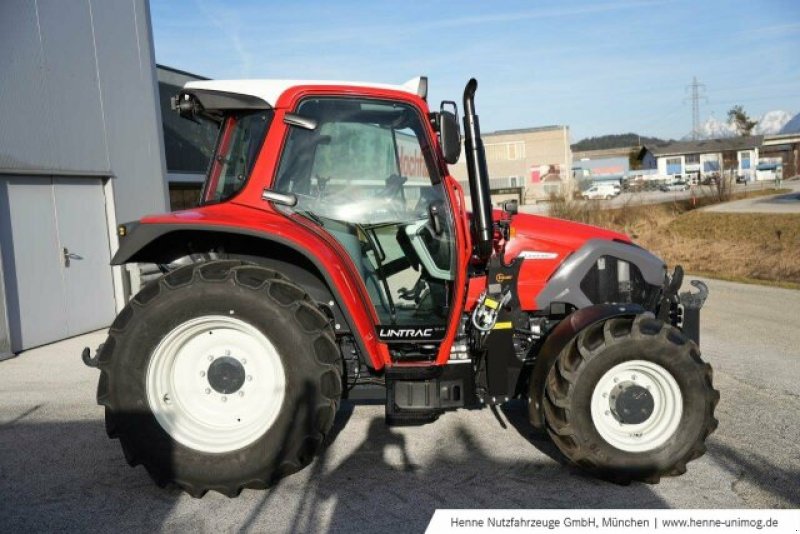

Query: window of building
<box><xmin>740</xmin><ymin>151</ymin><xmax>751</xmax><ymax>170</ymax></box>
<box><xmin>685</xmin><ymin>154</ymin><xmax>700</xmax><ymax>164</ymax></box>
<box><xmin>485</xmin><ymin>141</ymin><xmax>525</xmax><ymax>161</ymax></box>
<box><xmin>666</xmin><ymin>157</ymin><xmax>682</xmax><ymax>175</ymax></box>
<box><xmin>169</xmin><ymin>183</ymin><xmax>202</xmax><ymax>211</ymax></box>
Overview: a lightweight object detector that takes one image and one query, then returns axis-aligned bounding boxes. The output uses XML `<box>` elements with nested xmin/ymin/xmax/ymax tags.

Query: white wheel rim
<box><xmin>590</xmin><ymin>360</ymin><xmax>683</xmax><ymax>453</ymax></box>
<box><xmin>146</xmin><ymin>315</ymin><xmax>286</xmax><ymax>454</ymax></box>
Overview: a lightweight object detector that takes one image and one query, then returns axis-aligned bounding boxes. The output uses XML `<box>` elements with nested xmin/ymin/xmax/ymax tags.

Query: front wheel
<box><xmin>541</xmin><ymin>314</ymin><xmax>718</xmax><ymax>483</ymax></box>
<box><xmin>96</xmin><ymin>260</ymin><xmax>342</xmax><ymax>497</ymax></box>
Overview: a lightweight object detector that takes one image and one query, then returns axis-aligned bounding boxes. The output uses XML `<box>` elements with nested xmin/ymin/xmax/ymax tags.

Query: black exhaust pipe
<box><xmin>462</xmin><ymin>79</ymin><xmax>494</xmax><ymax>262</ymax></box>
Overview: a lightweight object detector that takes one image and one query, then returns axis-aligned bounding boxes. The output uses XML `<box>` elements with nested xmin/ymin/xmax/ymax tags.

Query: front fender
<box><xmin>112</xmin><ymin>218</ymin><xmax>389</xmax><ymax>370</ymax></box>
<box><xmin>528</xmin><ymin>303</ymin><xmax>645</xmax><ymax>429</ymax></box>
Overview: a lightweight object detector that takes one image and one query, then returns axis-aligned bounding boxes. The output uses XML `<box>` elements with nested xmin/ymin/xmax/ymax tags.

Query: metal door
<box><xmin>0</xmin><ymin>177</ymin><xmax>69</xmax><ymax>351</ymax></box>
<box><xmin>53</xmin><ymin>177</ymin><xmax>116</xmax><ymax>335</ymax></box>
<box><xmin>0</xmin><ymin>176</ymin><xmax>116</xmax><ymax>352</ymax></box>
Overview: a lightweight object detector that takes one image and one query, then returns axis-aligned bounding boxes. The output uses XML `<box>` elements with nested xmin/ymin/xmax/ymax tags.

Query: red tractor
<box><xmin>84</xmin><ymin>77</ymin><xmax>717</xmax><ymax>497</ymax></box>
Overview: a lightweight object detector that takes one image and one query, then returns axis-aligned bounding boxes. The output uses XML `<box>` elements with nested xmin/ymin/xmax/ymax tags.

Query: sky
<box><xmin>150</xmin><ymin>0</ymin><xmax>800</xmax><ymax>142</ymax></box>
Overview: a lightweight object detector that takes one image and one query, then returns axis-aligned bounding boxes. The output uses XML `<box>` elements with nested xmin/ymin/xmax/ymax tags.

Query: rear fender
<box><xmin>528</xmin><ymin>303</ymin><xmax>645</xmax><ymax>429</ymax></box>
<box><xmin>112</xmin><ymin>223</ymin><xmax>382</xmax><ymax>369</ymax></box>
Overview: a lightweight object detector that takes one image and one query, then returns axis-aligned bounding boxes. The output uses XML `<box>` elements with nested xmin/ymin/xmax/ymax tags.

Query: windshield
<box><xmin>274</xmin><ymin>99</ymin><xmax>439</xmax><ymax>226</ymax></box>
<box><xmin>201</xmin><ymin>110</ymin><xmax>273</xmax><ymax>204</ymax></box>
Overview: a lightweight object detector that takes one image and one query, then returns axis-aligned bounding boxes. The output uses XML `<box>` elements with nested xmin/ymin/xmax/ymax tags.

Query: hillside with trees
<box><xmin>571</xmin><ymin>133</ymin><xmax>671</xmax><ymax>151</ymax></box>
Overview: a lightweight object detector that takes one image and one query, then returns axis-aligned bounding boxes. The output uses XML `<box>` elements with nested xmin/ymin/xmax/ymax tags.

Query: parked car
<box><xmin>582</xmin><ymin>183</ymin><xmax>620</xmax><ymax>200</ymax></box>
<box><xmin>659</xmin><ymin>180</ymin><xmax>690</xmax><ymax>192</ymax></box>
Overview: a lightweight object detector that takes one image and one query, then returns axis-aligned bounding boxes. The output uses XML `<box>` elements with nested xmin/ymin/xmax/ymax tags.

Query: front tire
<box><xmin>96</xmin><ymin>260</ymin><xmax>342</xmax><ymax>497</ymax></box>
<box><xmin>541</xmin><ymin>314</ymin><xmax>718</xmax><ymax>483</ymax></box>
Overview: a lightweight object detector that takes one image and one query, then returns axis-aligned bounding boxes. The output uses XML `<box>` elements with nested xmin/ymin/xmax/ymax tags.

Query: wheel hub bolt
<box><xmin>200</xmin><ymin>371</ymin><xmax>206</xmax><ymax>377</ymax></box>
<box><xmin>238</xmin><ymin>391</ymin><xmax>245</xmax><ymax>397</ymax></box>
<box><xmin>221</xmin><ymin>396</ymin><xmax>227</xmax><ymax>403</ymax></box>
<box><xmin>241</xmin><ymin>358</ymin><xmax>247</xmax><ymax>365</ymax></box>
<box><xmin>205</xmin><ymin>388</ymin><xmax>211</xmax><ymax>394</ymax></box>
<box><xmin>208</xmin><ymin>355</ymin><xmax>214</xmax><ymax>362</ymax></box>
<box><xmin>247</xmin><ymin>375</ymin><xmax>253</xmax><ymax>382</ymax></box>
<box><xmin>163</xmin><ymin>394</ymin><xmax>171</xmax><ymax>404</ymax></box>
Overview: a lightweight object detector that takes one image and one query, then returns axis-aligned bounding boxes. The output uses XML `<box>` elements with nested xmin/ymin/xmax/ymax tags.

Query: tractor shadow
<box><xmin>4</xmin><ymin>395</ymin><xmax>798</xmax><ymax>533</ymax></box>
<box><xmin>235</xmin><ymin>399</ymin><xmax>671</xmax><ymax>533</ymax></box>
<box><xmin>706</xmin><ymin>439</ymin><xmax>800</xmax><ymax>506</ymax></box>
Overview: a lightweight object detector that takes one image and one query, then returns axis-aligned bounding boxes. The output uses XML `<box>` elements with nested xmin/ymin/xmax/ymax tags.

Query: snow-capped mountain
<box><xmin>683</xmin><ymin>110</ymin><xmax>793</xmax><ymax>139</ymax></box>
<box><xmin>690</xmin><ymin>115</ymin><xmax>737</xmax><ymax>139</ymax></box>
<box><xmin>754</xmin><ymin>110</ymin><xmax>793</xmax><ymax>135</ymax></box>
<box><xmin>780</xmin><ymin>112</ymin><xmax>800</xmax><ymax>134</ymax></box>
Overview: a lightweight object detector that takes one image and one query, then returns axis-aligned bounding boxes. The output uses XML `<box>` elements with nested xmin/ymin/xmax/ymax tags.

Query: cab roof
<box><xmin>181</xmin><ymin>77</ymin><xmax>427</xmax><ymax>111</ymax></box>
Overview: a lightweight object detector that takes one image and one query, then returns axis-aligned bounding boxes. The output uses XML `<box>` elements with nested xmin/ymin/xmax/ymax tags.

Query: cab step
<box><xmin>384</xmin><ymin>364</ymin><xmax>476</xmax><ymax>426</ymax></box>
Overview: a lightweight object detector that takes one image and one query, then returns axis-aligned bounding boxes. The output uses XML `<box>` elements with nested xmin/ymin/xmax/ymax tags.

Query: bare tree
<box><xmin>715</xmin><ymin>150</ymin><xmax>737</xmax><ymax>202</ymax></box>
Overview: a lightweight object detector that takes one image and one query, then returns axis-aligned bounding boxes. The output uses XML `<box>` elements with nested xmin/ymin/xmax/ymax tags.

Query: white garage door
<box><xmin>0</xmin><ymin>176</ymin><xmax>117</xmax><ymax>352</ymax></box>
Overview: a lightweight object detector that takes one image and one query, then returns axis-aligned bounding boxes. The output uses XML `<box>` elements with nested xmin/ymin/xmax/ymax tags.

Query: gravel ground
<box><xmin>1</xmin><ymin>277</ymin><xmax>798</xmax><ymax>532</ymax></box>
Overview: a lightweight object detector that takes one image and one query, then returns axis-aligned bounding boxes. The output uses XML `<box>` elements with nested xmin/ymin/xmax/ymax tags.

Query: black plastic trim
<box><xmin>179</xmin><ymin>88</ymin><xmax>271</xmax><ymax>113</ymax></box>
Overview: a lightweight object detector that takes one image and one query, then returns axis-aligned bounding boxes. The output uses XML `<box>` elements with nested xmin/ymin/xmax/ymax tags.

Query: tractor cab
<box><xmin>174</xmin><ymin>78</ymin><xmax>466</xmax><ymax>357</ymax></box>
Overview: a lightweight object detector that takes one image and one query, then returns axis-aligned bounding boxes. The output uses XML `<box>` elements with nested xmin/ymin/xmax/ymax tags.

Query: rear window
<box><xmin>201</xmin><ymin>110</ymin><xmax>273</xmax><ymax>204</ymax></box>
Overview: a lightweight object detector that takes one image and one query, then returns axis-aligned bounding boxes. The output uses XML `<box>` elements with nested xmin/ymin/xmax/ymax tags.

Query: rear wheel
<box><xmin>96</xmin><ymin>260</ymin><xmax>342</xmax><ymax>497</ymax></box>
<box><xmin>541</xmin><ymin>314</ymin><xmax>718</xmax><ymax>483</ymax></box>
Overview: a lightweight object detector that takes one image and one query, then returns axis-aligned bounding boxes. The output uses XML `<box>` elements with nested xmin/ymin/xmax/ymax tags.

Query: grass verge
<box><xmin>548</xmin><ymin>187</ymin><xmax>800</xmax><ymax>287</ymax></box>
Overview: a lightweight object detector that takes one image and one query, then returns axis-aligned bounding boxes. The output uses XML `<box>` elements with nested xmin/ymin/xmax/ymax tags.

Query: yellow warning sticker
<box><xmin>484</xmin><ymin>298</ymin><xmax>499</xmax><ymax>309</ymax></box>
<box><xmin>493</xmin><ymin>321</ymin><xmax>513</xmax><ymax>330</ymax></box>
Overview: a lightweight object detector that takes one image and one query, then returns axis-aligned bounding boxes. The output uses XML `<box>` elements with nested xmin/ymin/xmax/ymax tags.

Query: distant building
<box><xmin>761</xmin><ymin>133</ymin><xmax>800</xmax><ymax>179</ymax></box>
<box><xmin>449</xmin><ymin>125</ymin><xmax>572</xmax><ymax>203</ymax></box>
<box><xmin>571</xmin><ymin>147</ymin><xmax>637</xmax><ymax>188</ymax></box>
<box><xmin>157</xmin><ymin>65</ymin><xmax>219</xmax><ymax>210</ymax></box>
<box><xmin>638</xmin><ymin>136</ymin><xmax>763</xmax><ymax>181</ymax></box>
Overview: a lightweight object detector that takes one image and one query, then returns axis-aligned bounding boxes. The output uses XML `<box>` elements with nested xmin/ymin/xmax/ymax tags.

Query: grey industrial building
<box><xmin>157</xmin><ymin>64</ymin><xmax>218</xmax><ymax>210</ymax></box>
<box><xmin>0</xmin><ymin>0</ymin><xmax>168</xmax><ymax>356</ymax></box>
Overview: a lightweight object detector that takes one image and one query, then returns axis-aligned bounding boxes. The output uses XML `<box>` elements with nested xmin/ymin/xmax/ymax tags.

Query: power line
<box><xmin>684</xmin><ymin>76</ymin><xmax>708</xmax><ymax>140</ymax></box>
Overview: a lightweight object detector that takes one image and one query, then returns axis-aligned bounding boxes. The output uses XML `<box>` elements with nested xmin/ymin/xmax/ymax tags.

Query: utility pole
<box><xmin>684</xmin><ymin>76</ymin><xmax>707</xmax><ymax>140</ymax></box>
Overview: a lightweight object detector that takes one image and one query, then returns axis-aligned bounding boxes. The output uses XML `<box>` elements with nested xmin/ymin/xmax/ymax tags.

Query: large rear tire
<box><xmin>96</xmin><ymin>260</ymin><xmax>342</xmax><ymax>497</ymax></box>
<box><xmin>541</xmin><ymin>314</ymin><xmax>718</xmax><ymax>483</ymax></box>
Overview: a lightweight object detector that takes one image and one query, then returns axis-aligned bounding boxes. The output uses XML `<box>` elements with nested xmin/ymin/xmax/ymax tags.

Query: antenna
<box><xmin>684</xmin><ymin>76</ymin><xmax>708</xmax><ymax>140</ymax></box>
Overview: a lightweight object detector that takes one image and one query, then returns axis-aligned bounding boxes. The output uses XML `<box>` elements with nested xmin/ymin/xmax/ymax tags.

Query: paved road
<box><xmin>1</xmin><ymin>278</ymin><xmax>799</xmax><ymax>532</ymax></box>
<box><xmin>518</xmin><ymin>181</ymin><xmax>792</xmax><ymax>215</ymax></box>
<box><xmin>703</xmin><ymin>180</ymin><xmax>800</xmax><ymax>214</ymax></box>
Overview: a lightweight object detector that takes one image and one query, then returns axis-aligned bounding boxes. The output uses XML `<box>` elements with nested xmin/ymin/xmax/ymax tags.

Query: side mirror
<box><xmin>439</xmin><ymin>110</ymin><xmax>461</xmax><ymax>165</ymax></box>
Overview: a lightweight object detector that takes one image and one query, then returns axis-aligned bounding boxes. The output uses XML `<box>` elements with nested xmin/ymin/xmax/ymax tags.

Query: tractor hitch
<box><xmin>81</xmin><ymin>345</ymin><xmax>103</xmax><ymax>368</ymax></box>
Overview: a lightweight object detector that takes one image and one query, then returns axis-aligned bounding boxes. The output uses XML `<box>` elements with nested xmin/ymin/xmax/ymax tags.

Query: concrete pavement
<box><xmin>518</xmin><ymin>181</ymin><xmax>794</xmax><ymax>215</ymax></box>
<box><xmin>703</xmin><ymin>179</ymin><xmax>800</xmax><ymax>214</ymax></box>
<box><xmin>1</xmin><ymin>277</ymin><xmax>798</xmax><ymax>532</ymax></box>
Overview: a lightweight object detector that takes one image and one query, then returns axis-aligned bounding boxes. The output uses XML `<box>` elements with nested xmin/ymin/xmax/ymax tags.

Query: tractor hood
<box><xmin>499</xmin><ymin>211</ymin><xmax>667</xmax><ymax>311</ymax></box>
<box><xmin>503</xmin><ymin>211</ymin><xmax>631</xmax><ymax>258</ymax></box>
